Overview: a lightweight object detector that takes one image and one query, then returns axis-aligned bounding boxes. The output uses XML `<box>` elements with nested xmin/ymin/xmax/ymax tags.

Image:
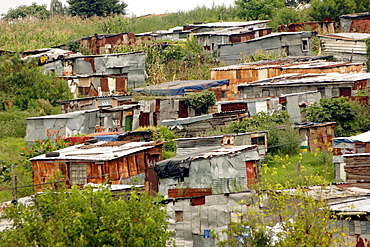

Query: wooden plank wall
<box><xmin>344</xmin><ymin>155</ymin><xmax>370</xmax><ymax>181</ymax></box>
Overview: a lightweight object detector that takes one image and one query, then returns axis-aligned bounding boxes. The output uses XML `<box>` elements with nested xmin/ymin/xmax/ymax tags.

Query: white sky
<box><xmin>0</xmin><ymin>0</ymin><xmax>236</xmax><ymax>17</ymax></box>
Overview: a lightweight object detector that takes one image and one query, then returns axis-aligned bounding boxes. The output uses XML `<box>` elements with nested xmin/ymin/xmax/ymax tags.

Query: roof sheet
<box><xmin>211</xmin><ymin>59</ymin><xmax>362</xmax><ymax>71</ymax></box>
<box><xmin>238</xmin><ymin>72</ymin><xmax>370</xmax><ymax>88</ymax></box>
<box><xmin>132</xmin><ymin>79</ymin><xmax>229</xmax><ymax>96</ymax></box>
<box><xmin>30</xmin><ymin>141</ymin><xmax>161</xmax><ymax>162</ymax></box>
<box><xmin>334</xmin><ymin>130</ymin><xmax>370</xmax><ymax>144</ymax></box>
<box><xmin>319</xmin><ymin>33</ymin><xmax>370</xmax><ymax>40</ymax></box>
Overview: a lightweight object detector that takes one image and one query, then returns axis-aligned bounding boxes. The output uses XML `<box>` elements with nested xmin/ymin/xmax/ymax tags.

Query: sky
<box><xmin>0</xmin><ymin>0</ymin><xmax>236</xmax><ymax>17</ymax></box>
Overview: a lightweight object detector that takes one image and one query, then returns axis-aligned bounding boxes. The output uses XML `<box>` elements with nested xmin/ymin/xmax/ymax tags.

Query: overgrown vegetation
<box><xmin>0</xmin><ymin>184</ymin><xmax>171</xmax><ymax>246</ymax></box>
<box><xmin>185</xmin><ymin>90</ymin><xmax>217</xmax><ymax>115</ymax></box>
<box><xmin>134</xmin><ymin>125</ymin><xmax>177</xmax><ymax>159</ymax></box>
<box><xmin>303</xmin><ymin>97</ymin><xmax>370</xmax><ymax>137</ymax></box>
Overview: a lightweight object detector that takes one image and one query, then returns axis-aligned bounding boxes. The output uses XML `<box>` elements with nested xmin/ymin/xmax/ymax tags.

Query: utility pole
<box><xmin>11</xmin><ymin>164</ymin><xmax>17</xmax><ymax>201</ymax></box>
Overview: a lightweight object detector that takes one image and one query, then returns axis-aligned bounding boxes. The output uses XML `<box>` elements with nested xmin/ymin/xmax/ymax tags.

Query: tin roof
<box><xmin>211</xmin><ymin>59</ymin><xmax>361</xmax><ymax>71</ymax></box>
<box><xmin>186</xmin><ymin>20</ymin><xmax>271</xmax><ymax>28</ymax></box>
<box><xmin>30</xmin><ymin>141</ymin><xmax>163</xmax><ymax>162</ymax></box>
<box><xmin>319</xmin><ymin>33</ymin><xmax>370</xmax><ymax>40</ymax></box>
<box><xmin>340</xmin><ymin>12</ymin><xmax>370</xmax><ymax>19</ymax></box>
<box><xmin>193</xmin><ymin>27</ymin><xmax>272</xmax><ymax>36</ymax></box>
<box><xmin>238</xmin><ymin>72</ymin><xmax>370</xmax><ymax>88</ymax></box>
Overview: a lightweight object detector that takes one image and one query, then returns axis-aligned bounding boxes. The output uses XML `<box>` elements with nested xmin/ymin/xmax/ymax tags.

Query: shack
<box><xmin>238</xmin><ymin>73</ymin><xmax>370</xmax><ymax>101</ymax></box>
<box><xmin>164</xmin><ymin>184</ymin><xmax>370</xmax><ymax>247</ymax></box>
<box><xmin>30</xmin><ymin>140</ymin><xmax>164</xmax><ymax>194</ymax></box>
<box><xmin>218</xmin><ymin>31</ymin><xmax>314</xmax><ymax>65</ymax></box>
<box><xmin>25</xmin><ymin>104</ymin><xmax>140</xmax><ymax>145</ymax></box>
<box><xmin>41</xmin><ymin>52</ymin><xmax>146</xmax><ymax>97</ymax></box>
<box><xmin>319</xmin><ymin>33</ymin><xmax>370</xmax><ymax>71</ymax></box>
<box><xmin>295</xmin><ymin>122</ymin><xmax>336</xmax><ymax>153</ymax></box>
<box><xmin>155</xmin><ymin>145</ymin><xmax>260</xmax><ymax>198</ymax></box>
<box><xmin>211</xmin><ymin>58</ymin><xmax>363</xmax><ymax>100</ymax></box>
<box><xmin>278</xmin><ymin>20</ymin><xmax>335</xmax><ymax>33</ymax></box>
<box><xmin>333</xmin><ymin>131</ymin><xmax>370</xmax><ymax>181</ymax></box>
<box><xmin>340</xmin><ymin>12</ymin><xmax>370</xmax><ymax>33</ymax></box>
<box><xmin>75</xmin><ymin>33</ymin><xmax>136</xmax><ymax>55</ymax></box>
<box><xmin>343</xmin><ymin>153</ymin><xmax>370</xmax><ymax>182</ymax></box>
<box><xmin>193</xmin><ymin>27</ymin><xmax>272</xmax><ymax>53</ymax></box>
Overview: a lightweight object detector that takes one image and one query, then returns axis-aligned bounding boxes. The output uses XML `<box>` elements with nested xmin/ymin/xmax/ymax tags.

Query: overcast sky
<box><xmin>0</xmin><ymin>0</ymin><xmax>236</xmax><ymax>17</ymax></box>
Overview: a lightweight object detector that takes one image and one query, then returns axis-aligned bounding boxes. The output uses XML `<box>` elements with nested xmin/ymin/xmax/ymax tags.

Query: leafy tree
<box><xmin>217</xmin><ymin>186</ymin><xmax>345</xmax><ymax>246</ymax></box>
<box><xmin>234</xmin><ymin>0</ymin><xmax>285</xmax><ymax>20</ymax></box>
<box><xmin>50</xmin><ymin>0</ymin><xmax>70</xmax><ymax>15</ymax></box>
<box><xmin>227</xmin><ymin>112</ymin><xmax>301</xmax><ymax>155</ymax></box>
<box><xmin>309</xmin><ymin>0</ymin><xmax>356</xmax><ymax>22</ymax></box>
<box><xmin>0</xmin><ymin>54</ymin><xmax>71</xmax><ymax>111</ymax></box>
<box><xmin>271</xmin><ymin>7</ymin><xmax>309</xmax><ymax>28</ymax></box>
<box><xmin>68</xmin><ymin>0</ymin><xmax>128</xmax><ymax>17</ymax></box>
<box><xmin>185</xmin><ymin>90</ymin><xmax>217</xmax><ymax>114</ymax></box>
<box><xmin>0</xmin><ymin>185</ymin><xmax>171</xmax><ymax>246</ymax></box>
<box><xmin>2</xmin><ymin>3</ymin><xmax>51</xmax><ymax>20</ymax></box>
<box><xmin>303</xmin><ymin>97</ymin><xmax>370</xmax><ymax>137</ymax></box>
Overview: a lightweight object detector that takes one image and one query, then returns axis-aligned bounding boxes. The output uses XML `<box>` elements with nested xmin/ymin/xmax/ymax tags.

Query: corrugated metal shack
<box><xmin>238</xmin><ymin>72</ymin><xmax>370</xmax><ymax>101</ymax></box>
<box><xmin>183</xmin><ymin>21</ymin><xmax>271</xmax><ymax>33</ymax></box>
<box><xmin>76</xmin><ymin>33</ymin><xmax>136</xmax><ymax>55</ymax></box>
<box><xmin>59</xmin><ymin>95</ymin><xmax>133</xmax><ymax>113</ymax></box>
<box><xmin>277</xmin><ymin>20</ymin><xmax>335</xmax><ymax>33</ymax></box>
<box><xmin>218</xmin><ymin>31</ymin><xmax>314</xmax><ymax>65</ymax></box>
<box><xmin>340</xmin><ymin>12</ymin><xmax>370</xmax><ymax>33</ymax></box>
<box><xmin>161</xmin><ymin>110</ymin><xmax>249</xmax><ymax>137</ymax></box>
<box><xmin>25</xmin><ymin>104</ymin><xmax>140</xmax><ymax>145</ymax></box>
<box><xmin>216</xmin><ymin>91</ymin><xmax>321</xmax><ymax>122</ymax></box>
<box><xmin>155</xmin><ymin>145</ymin><xmax>260</xmax><ymax>198</ymax></box>
<box><xmin>29</xmin><ymin>140</ymin><xmax>164</xmax><ymax>194</ymax></box>
<box><xmin>42</xmin><ymin>52</ymin><xmax>146</xmax><ymax>97</ymax></box>
<box><xmin>193</xmin><ymin>27</ymin><xmax>272</xmax><ymax>53</ymax></box>
<box><xmin>211</xmin><ymin>58</ymin><xmax>363</xmax><ymax>100</ymax></box>
<box><xmin>333</xmin><ymin>131</ymin><xmax>370</xmax><ymax>182</ymax></box>
<box><xmin>295</xmin><ymin>122</ymin><xmax>336</xmax><ymax>152</ymax></box>
<box><xmin>319</xmin><ymin>33</ymin><xmax>370</xmax><ymax>71</ymax></box>
<box><xmin>164</xmin><ymin>183</ymin><xmax>370</xmax><ymax>247</ymax></box>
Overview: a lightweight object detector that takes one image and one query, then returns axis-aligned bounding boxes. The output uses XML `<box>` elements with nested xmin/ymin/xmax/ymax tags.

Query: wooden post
<box><xmin>297</xmin><ymin>162</ymin><xmax>301</xmax><ymax>177</ymax></box>
<box><xmin>11</xmin><ymin>165</ymin><xmax>17</xmax><ymax>200</ymax></box>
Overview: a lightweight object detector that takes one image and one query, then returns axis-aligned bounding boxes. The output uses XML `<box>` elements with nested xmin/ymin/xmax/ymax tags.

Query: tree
<box><xmin>0</xmin><ymin>54</ymin><xmax>72</xmax><ymax>111</ymax></box>
<box><xmin>227</xmin><ymin>112</ymin><xmax>301</xmax><ymax>156</ymax></box>
<box><xmin>50</xmin><ymin>0</ymin><xmax>69</xmax><ymax>15</ymax></box>
<box><xmin>0</xmin><ymin>185</ymin><xmax>171</xmax><ymax>246</ymax></box>
<box><xmin>309</xmin><ymin>0</ymin><xmax>356</xmax><ymax>22</ymax></box>
<box><xmin>185</xmin><ymin>90</ymin><xmax>217</xmax><ymax>114</ymax></box>
<box><xmin>2</xmin><ymin>3</ymin><xmax>51</xmax><ymax>20</ymax></box>
<box><xmin>303</xmin><ymin>97</ymin><xmax>370</xmax><ymax>137</ymax></box>
<box><xmin>234</xmin><ymin>0</ymin><xmax>285</xmax><ymax>20</ymax></box>
<box><xmin>216</xmin><ymin>186</ymin><xmax>345</xmax><ymax>246</ymax></box>
<box><xmin>68</xmin><ymin>0</ymin><xmax>128</xmax><ymax>17</ymax></box>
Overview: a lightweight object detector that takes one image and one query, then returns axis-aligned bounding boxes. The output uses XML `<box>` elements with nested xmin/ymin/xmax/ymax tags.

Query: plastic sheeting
<box><xmin>133</xmin><ymin>79</ymin><xmax>229</xmax><ymax>96</ymax></box>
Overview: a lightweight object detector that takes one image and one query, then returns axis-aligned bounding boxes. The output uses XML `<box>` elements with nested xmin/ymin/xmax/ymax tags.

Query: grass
<box><xmin>259</xmin><ymin>151</ymin><xmax>335</xmax><ymax>189</ymax></box>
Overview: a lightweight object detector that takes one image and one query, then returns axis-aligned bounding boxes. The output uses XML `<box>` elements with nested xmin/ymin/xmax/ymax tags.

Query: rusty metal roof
<box><xmin>238</xmin><ymin>72</ymin><xmax>370</xmax><ymax>88</ymax></box>
<box><xmin>30</xmin><ymin>141</ymin><xmax>163</xmax><ymax>162</ymax></box>
<box><xmin>340</xmin><ymin>12</ymin><xmax>370</xmax><ymax>19</ymax></box>
<box><xmin>211</xmin><ymin>59</ymin><xmax>362</xmax><ymax>71</ymax></box>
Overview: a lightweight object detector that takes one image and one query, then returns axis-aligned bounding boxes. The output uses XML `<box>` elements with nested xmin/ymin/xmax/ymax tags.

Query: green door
<box><xmin>125</xmin><ymin>115</ymin><xmax>132</xmax><ymax>131</ymax></box>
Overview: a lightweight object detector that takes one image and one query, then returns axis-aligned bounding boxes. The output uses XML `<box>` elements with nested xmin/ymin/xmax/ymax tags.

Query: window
<box><xmin>251</xmin><ymin>136</ymin><xmax>265</xmax><ymax>145</ymax></box>
<box><xmin>69</xmin><ymin>163</ymin><xmax>87</xmax><ymax>185</ymax></box>
<box><xmin>302</xmin><ymin>39</ymin><xmax>309</xmax><ymax>51</ymax></box>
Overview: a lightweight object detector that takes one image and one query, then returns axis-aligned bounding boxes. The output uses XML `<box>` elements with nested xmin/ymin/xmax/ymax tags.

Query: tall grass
<box><xmin>0</xmin><ymin>5</ymin><xmax>240</xmax><ymax>51</ymax></box>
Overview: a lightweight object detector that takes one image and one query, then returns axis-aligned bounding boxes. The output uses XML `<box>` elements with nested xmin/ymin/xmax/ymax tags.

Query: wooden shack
<box><xmin>295</xmin><ymin>122</ymin><xmax>336</xmax><ymax>152</ymax></box>
<box><xmin>30</xmin><ymin>141</ymin><xmax>164</xmax><ymax>194</ymax></box>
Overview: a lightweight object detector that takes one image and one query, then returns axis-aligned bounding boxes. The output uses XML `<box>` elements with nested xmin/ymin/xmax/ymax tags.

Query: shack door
<box><xmin>246</xmin><ymin>161</ymin><xmax>256</xmax><ymax>185</ymax></box>
<box><xmin>125</xmin><ymin>111</ymin><xmax>133</xmax><ymax>131</ymax></box>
